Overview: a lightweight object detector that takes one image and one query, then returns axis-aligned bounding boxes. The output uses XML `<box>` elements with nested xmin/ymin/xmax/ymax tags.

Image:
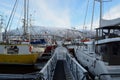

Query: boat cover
<box><xmin>101</xmin><ymin>18</ymin><xmax>120</xmax><ymax>27</ymax></box>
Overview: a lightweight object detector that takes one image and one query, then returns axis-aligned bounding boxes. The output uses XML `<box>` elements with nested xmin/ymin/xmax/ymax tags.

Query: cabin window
<box><xmin>100</xmin><ymin>45</ymin><xmax>107</xmax><ymax>54</ymax></box>
<box><xmin>85</xmin><ymin>45</ymin><xmax>87</xmax><ymax>49</ymax></box>
<box><xmin>112</xmin><ymin>43</ymin><xmax>119</xmax><ymax>55</ymax></box>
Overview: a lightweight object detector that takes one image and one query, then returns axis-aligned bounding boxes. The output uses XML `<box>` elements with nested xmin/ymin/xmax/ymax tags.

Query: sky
<box><xmin>0</xmin><ymin>0</ymin><xmax>120</xmax><ymax>31</ymax></box>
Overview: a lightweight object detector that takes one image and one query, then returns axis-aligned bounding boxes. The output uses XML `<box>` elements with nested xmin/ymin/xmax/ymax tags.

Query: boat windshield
<box><xmin>96</xmin><ymin>26</ymin><xmax>120</xmax><ymax>40</ymax></box>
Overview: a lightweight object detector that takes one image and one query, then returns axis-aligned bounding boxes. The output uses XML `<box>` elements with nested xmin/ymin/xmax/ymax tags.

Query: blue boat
<box><xmin>30</xmin><ymin>39</ymin><xmax>47</xmax><ymax>45</ymax></box>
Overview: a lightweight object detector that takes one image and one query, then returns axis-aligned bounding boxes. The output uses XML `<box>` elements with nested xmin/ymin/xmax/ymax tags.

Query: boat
<box><xmin>0</xmin><ymin>52</ymin><xmax>39</xmax><ymax>64</ymax></box>
<box><xmin>0</xmin><ymin>44</ymin><xmax>40</xmax><ymax>65</ymax></box>
<box><xmin>0</xmin><ymin>0</ymin><xmax>40</xmax><ymax>65</ymax></box>
<box><xmin>74</xmin><ymin>0</ymin><xmax>120</xmax><ymax>80</ymax></box>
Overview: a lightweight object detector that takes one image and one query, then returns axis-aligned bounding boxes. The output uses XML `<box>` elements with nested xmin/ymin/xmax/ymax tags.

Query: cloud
<box><xmin>30</xmin><ymin>0</ymin><xmax>71</xmax><ymax>28</ymax></box>
<box><xmin>103</xmin><ymin>4</ymin><xmax>120</xmax><ymax>19</ymax></box>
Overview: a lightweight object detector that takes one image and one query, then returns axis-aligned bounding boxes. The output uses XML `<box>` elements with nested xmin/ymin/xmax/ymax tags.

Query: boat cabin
<box><xmin>96</xmin><ymin>25</ymin><xmax>120</xmax><ymax>40</ymax></box>
<box><xmin>95</xmin><ymin>25</ymin><xmax>120</xmax><ymax>65</ymax></box>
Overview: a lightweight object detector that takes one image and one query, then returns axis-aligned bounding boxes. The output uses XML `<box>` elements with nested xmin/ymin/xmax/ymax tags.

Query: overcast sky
<box><xmin>0</xmin><ymin>0</ymin><xmax>120</xmax><ymax>30</ymax></box>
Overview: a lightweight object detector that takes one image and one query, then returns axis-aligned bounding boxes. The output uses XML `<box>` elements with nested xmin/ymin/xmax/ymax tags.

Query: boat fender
<box><xmin>29</xmin><ymin>45</ymin><xmax>33</xmax><ymax>52</ymax></box>
<box><xmin>92</xmin><ymin>60</ymin><xmax>96</xmax><ymax>68</ymax></box>
<box><xmin>94</xmin><ymin>76</ymin><xmax>99</xmax><ymax>80</ymax></box>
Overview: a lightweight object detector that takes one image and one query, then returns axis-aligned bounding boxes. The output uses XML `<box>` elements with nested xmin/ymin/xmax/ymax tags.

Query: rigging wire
<box><xmin>5</xmin><ymin>0</ymin><xmax>18</xmax><ymax>33</ymax></box>
<box><xmin>90</xmin><ymin>0</ymin><xmax>95</xmax><ymax>31</ymax></box>
<box><xmin>5</xmin><ymin>0</ymin><xmax>18</xmax><ymax>40</ymax></box>
<box><xmin>8</xmin><ymin>0</ymin><xmax>18</xmax><ymax>32</ymax></box>
<box><xmin>83</xmin><ymin>0</ymin><xmax>89</xmax><ymax>30</ymax></box>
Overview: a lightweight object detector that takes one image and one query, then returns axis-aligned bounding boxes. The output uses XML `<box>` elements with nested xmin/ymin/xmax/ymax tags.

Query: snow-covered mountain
<box><xmin>5</xmin><ymin>25</ymin><xmax>95</xmax><ymax>39</ymax></box>
<box><xmin>5</xmin><ymin>26</ymin><xmax>78</xmax><ymax>37</ymax></box>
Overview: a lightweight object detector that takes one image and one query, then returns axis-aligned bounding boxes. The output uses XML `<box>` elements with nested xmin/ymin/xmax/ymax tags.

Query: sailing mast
<box><xmin>97</xmin><ymin>0</ymin><xmax>112</xmax><ymax>27</ymax></box>
<box><xmin>23</xmin><ymin>0</ymin><xmax>29</xmax><ymax>40</ymax></box>
<box><xmin>83</xmin><ymin>0</ymin><xmax>89</xmax><ymax>30</ymax></box>
<box><xmin>99</xmin><ymin>0</ymin><xmax>102</xmax><ymax>27</ymax></box>
<box><xmin>0</xmin><ymin>15</ymin><xmax>3</xmax><ymax>42</ymax></box>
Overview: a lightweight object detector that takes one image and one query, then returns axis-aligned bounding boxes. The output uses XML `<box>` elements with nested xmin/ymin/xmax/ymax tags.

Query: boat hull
<box><xmin>0</xmin><ymin>53</ymin><xmax>39</xmax><ymax>65</ymax></box>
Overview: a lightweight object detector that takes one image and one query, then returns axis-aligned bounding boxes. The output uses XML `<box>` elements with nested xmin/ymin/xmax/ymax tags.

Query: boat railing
<box><xmin>66</xmin><ymin>53</ymin><xmax>89</xmax><ymax>80</ymax></box>
<box><xmin>0</xmin><ymin>73</ymin><xmax>37</xmax><ymax>80</ymax></box>
<box><xmin>98</xmin><ymin>73</ymin><xmax>120</xmax><ymax>80</ymax></box>
<box><xmin>36</xmin><ymin>46</ymin><xmax>89</xmax><ymax>80</ymax></box>
<box><xmin>37</xmin><ymin>52</ymin><xmax>57</xmax><ymax>80</ymax></box>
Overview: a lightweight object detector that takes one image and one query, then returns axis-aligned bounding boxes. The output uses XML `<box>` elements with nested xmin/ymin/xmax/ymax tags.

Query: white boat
<box><xmin>73</xmin><ymin>0</ymin><xmax>120</xmax><ymax>79</ymax></box>
<box><xmin>75</xmin><ymin>1</ymin><xmax>120</xmax><ymax>80</ymax></box>
<box><xmin>76</xmin><ymin>24</ymin><xmax>120</xmax><ymax>80</ymax></box>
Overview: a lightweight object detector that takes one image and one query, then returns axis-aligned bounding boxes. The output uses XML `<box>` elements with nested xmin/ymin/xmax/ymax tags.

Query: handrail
<box><xmin>0</xmin><ymin>73</ymin><xmax>36</xmax><ymax>80</ymax></box>
<box><xmin>98</xmin><ymin>73</ymin><xmax>120</xmax><ymax>80</ymax></box>
<box><xmin>37</xmin><ymin>52</ymin><xmax>57</xmax><ymax>80</ymax></box>
<box><xmin>36</xmin><ymin>46</ymin><xmax>89</xmax><ymax>80</ymax></box>
<box><xmin>66</xmin><ymin>52</ymin><xmax>89</xmax><ymax>80</ymax></box>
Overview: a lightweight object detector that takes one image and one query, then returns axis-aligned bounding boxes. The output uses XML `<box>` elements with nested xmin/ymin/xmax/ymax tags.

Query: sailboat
<box><xmin>75</xmin><ymin>0</ymin><xmax>120</xmax><ymax>80</ymax></box>
<box><xmin>0</xmin><ymin>0</ymin><xmax>39</xmax><ymax>65</ymax></box>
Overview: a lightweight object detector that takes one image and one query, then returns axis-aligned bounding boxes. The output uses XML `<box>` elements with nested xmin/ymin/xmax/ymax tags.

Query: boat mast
<box><xmin>99</xmin><ymin>0</ymin><xmax>102</xmax><ymax>27</ymax></box>
<box><xmin>23</xmin><ymin>0</ymin><xmax>29</xmax><ymax>40</ymax></box>
<box><xmin>83</xmin><ymin>0</ymin><xmax>89</xmax><ymax>30</ymax></box>
<box><xmin>23</xmin><ymin>0</ymin><xmax>26</xmax><ymax>38</ymax></box>
<box><xmin>0</xmin><ymin>15</ymin><xmax>3</xmax><ymax>42</ymax></box>
<box><xmin>97</xmin><ymin>0</ymin><xmax>112</xmax><ymax>27</ymax></box>
<box><xmin>29</xmin><ymin>14</ymin><xmax>32</xmax><ymax>44</ymax></box>
<box><xmin>90</xmin><ymin>0</ymin><xmax>95</xmax><ymax>31</ymax></box>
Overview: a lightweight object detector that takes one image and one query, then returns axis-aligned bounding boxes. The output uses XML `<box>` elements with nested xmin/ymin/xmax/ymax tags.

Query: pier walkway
<box><xmin>53</xmin><ymin>60</ymin><xmax>66</xmax><ymax>80</ymax></box>
<box><xmin>39</xmin><ymin>44</ymin><xmax>89</xmax><ymax>80</ymax></box>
